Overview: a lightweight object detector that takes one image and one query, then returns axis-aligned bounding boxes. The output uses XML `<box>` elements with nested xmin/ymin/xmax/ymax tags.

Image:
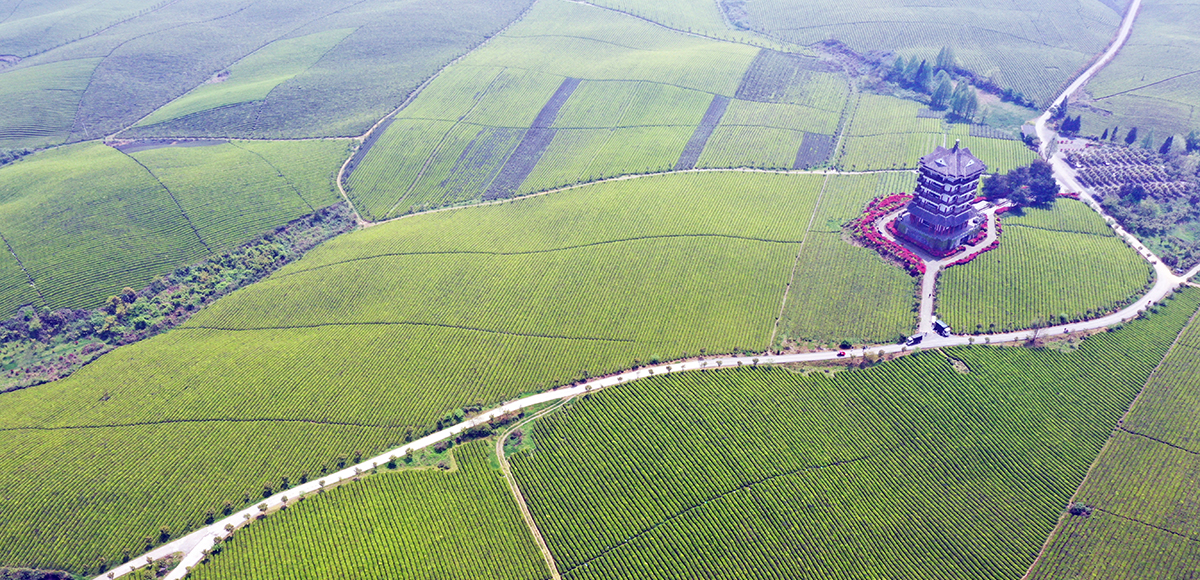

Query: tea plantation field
<box><xmin>344</xmin><ymin>0</ymin><xmax>1036</xmax><ymax>218</ymax></box>
<box><xmin>0</xmin><ymin>169</ymin><xmax>934</xmax><ymax>574</ymax></box>
<box><xmin>1076</xmin><ymin>0</ymin><xmax>1200</xmax><ymax>139</ymax></box>
<box><xmin>776</xmin><ymin>171</ymin><xmax>919</xmax><ymax>346</ymax></box>
<box><xmin>1029</xmin><ymin>298</ymin><xmax>1200</xmax><ymax>580</ymax></box>
<box><xmin>0</xmin><ymin>171</ymin><xmax>806</xmax><ymax>572</ymax></box>
<box><xmin>738</xmin><ymin>0</ymin><xmax>1126</xmax><ymax>107</ymax></box>
<box><xmin>187</xmin><ymin>441</ymin><xmax>550</xmax><ymax>580</ymax></box>
<box><xmin>0</xmin><ymin>0</ymin><xmax>533</xmax><ymax>146</ymax></box>
<box><xmin>509</xmin><ymin>288</ymin><xmax>1200</xmax><ymax>580</ymax></box>
<box><xmin>344</xmin><ymin>0</ymin><xmax>760</xmax><ymax>219</ymax></box>
<box><xmin>0</xmin><ymin>139</ymin><xmax>346</xmax><ymax>314</ymax></box>
<box><xmin>0</xmin><ymin>58</ymin><xmax>101</xmax><ymax>151</ymax></box>
<box><xmin>0</xmin><ymin>0</ymin><xmax>164</xmax><ymax>57</ymax></box>
<box><xmin>938</xmin><ymin>199</ymin><xmax>1152</xmax><ymax>333</ymax></box>
<box><xmin>132</xmin><ymin>29</ymin><xmax>356</xmax><ymax>130</ymax></box>
<box><xmin>835</xmin><ymin>94</ymin><xmax>1035</xmax><ymax>173</ymax></box>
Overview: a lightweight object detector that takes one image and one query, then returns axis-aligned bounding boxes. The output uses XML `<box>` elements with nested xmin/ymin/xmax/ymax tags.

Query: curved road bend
<box><xmin>1035</xmin><ymin>0</ymin><xmax>1143</xmax><ymax>157</ymax></box>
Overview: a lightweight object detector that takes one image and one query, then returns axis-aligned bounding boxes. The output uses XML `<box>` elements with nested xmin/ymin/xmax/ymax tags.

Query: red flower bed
<box><xmin>849</xmin><ymin>194</ymin><xmax>925</xmax><ymax>276</ymax></box>
<box><xmin>948</xmin><ymin>214</ymin><xmax>1004</xmax><ymax>267</ymax></box>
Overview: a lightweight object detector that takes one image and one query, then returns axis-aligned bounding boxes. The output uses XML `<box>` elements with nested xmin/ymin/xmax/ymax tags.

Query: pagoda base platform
<box><xmin>895</xmin><ymin>213</ymin><xmax>980</xmax><ymax>256</ymax></box>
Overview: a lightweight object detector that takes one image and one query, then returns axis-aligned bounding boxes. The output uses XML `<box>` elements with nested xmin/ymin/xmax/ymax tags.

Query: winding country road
<box><xmin>1035</xmin><ymin>0</ymin><xmax>1143</xmax><ymax>157</ymax></box>
<box><xmin>93</xmin><ymin>0</ymin><xmax>1186</xmax><ymax>577</ymax></box>
<box><xmin>119</xmin><ymin>237</ymin><xmax>1197</xmax><ymax>580</ymax></box>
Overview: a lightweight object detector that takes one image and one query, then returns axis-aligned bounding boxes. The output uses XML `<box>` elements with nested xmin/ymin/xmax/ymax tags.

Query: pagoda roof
<box><xmin>919</xmin><ymin>141</ymin><xmax>987</xmax><ymax>178</ymax></box>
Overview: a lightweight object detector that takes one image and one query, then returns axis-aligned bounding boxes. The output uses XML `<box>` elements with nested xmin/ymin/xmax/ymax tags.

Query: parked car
<box><xmin>837</xmin><ymin>351</ymin><xmax>846</xmax><ymax>357</ymax></box>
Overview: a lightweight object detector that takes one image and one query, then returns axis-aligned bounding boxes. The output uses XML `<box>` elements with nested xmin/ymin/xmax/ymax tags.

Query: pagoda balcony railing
<box><xmin>913</xmin><ymin>189</ymin><xmax>975</xmax><ymax>206</ymax></box>
<box><xmin>911</xmin><ymin>198</ymin><xmax>975</xmax><ymax>215</ymax></box>
<box><xmin>917</xmin><ymin>173</ymin><xmax>981</xmax><ymax>192</ymax></box>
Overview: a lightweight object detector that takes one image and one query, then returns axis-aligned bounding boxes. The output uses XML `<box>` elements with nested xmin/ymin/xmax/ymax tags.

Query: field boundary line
<box><xmin>1020</xmin><ymin>299</ymin><xmax>1200</xmax><ymax>580</ymax></box>
<box><xmin>560</xmin><ymin>442</ymin><xmax>906</xmax><ymax>574</ymax></box>
<box><xmin>118</xmin><ymin>151</ymin><xmax>214</xmax><ymax>255</ymax></box>
<box><xmin>93</xmin><ymin>284</ymin><xmax>1199</xmax><ymax>580</ymax></box>
<box><xmin>1095</xmin><ymin>67</ymin><xmax>1200</xmax><ymax>100</ymax></box>
<box><xmin>246</xmin><ymin>21</ymin><xmax>366</xmax><ymax>133</ymax></box>
<box><xmin>0</xmin><ymin>416</ymin><xmax>418</xmax><ymax>433</ymax></box>
<box><xmin>497</xmin><ymin>403</ymin><xmax>568</xmax><ymax>580</ymax></box>
<box><xmin>227</xmin><ymin>141</ymin><xmax>316</xmax><ymax>211</ymax></box>
<box><xmin>275</xmin><ymin>233</ymin><xmax>806</xmax><ymax>278</ymax></box>
<box><xmin>382</xmin><ymin>69</ymin><xmax>508</xmax><ymax>218</ymax></box>
<box><xmin>1004</xmin><ymin>222</ymin><xmax>1115</xmax><ymax>237</ymax></box>
<box><xmin>560</xmin><ymin>0</ymin><xmax>788</xmax><ymax>52</ymax></box>
<box><xmin>336</xmin><ymin>0</ymin><xmax>540</xmax><ymax>223</ymax></box>
<box><xmin>1093</xmin><ymin>507</ymin><xmax>1200</xmax><ymax>543</ymax></box>
<box><xmin>0</xmin><ymin>228</ymin><xmax>48</xmax><ymax>309</ymax></box>
<box><xmin>180</xmin><ymin>320</ymin><xmax>635</xmax><ymax>342</ymax></box>
<box><xmin>1117</xmin><ymin>426</ymin><xmax>1200</xmax><ymax>455</ymax></box>
<box><xmin>22</xmin><ymin>0</ymin><xmax>188</xmax><ymax>63</ymax></box>
<box><xmin>768</xmin><ymin>174</ymin><xmax>828</xmax><ymax>347</ymax></box>
<box><xmin>573</xmin><ymin>80</ymin><xmax>639</xmax><ymax>181</ymax></box>
<box><xmin>110</xmin><ymin>0</ymin><xmax>373</xmax><ymax>137</ymax></box>
<box><xmin>828</xmin><ymin>66</ymin><xmax>858</xmax><ymax>169</ymax></box>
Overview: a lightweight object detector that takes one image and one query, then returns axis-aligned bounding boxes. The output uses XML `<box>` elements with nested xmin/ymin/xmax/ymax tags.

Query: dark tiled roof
<box><xmin>919</xmin><ymin>141</ymin><xmax>987</xmax><ymax>179</ymax></box>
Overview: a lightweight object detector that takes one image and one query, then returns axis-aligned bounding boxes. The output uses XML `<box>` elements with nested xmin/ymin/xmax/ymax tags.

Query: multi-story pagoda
<box><xmin>897</xmin><ymin>141</ymin><xmax>987</xmax><ymax>254</ymax></box>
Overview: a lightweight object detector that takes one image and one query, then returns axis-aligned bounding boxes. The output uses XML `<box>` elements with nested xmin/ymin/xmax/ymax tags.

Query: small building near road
<box><xmin>897</xmin><ymin>141</ymin><xmax>987</xmax><ymax>254</ymax></box>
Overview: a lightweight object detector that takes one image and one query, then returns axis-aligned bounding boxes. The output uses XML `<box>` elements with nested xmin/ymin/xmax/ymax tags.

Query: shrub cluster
<box><xmin>0</xmin><ymin>203</ymin><xmax>356</xmax><ymax>393</ymax></box>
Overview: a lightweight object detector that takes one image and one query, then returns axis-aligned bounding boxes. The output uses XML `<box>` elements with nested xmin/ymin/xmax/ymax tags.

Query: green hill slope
<box><xmin>0</xmin><ymin>140</ymin><xmax>346</xmax><ymax>314</ymax></box>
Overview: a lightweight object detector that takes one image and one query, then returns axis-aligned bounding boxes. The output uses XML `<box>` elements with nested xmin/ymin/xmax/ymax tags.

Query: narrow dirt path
<box><xmin>768</xmin><ymin>174</ymin><xmax>830</xmax><ymax>347</ymax></box>
<box><xmin>496</xmin><ymin>405</ymin><xmax>567</xmax><ymax>580</ymax></box>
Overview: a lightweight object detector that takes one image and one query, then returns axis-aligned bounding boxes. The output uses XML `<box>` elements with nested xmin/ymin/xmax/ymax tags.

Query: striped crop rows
<box><xmin>939</xmin><ymin>200</ymin><xmax>1152</xmax><ymax>333</ymax></box>
<box><xmin>0</xmin><ymin>172</ymin><xmax>822</xmax><ymax>572</ymax></box>
<box><xmin>189</xmin><ymin>441</ymin><xmax>549</xmax><ymax>580</ymax></box>
<box><xmin>511</xmin><ymin>289</ymin><xmax>1200</xmax><ymax>580</ymax></box>
<box><xmin>0</xmin><ymin>139</ymin><xmax>345</xmax><ymax>314</ymax></box>
<box><xmin>1030</xmin><ymin>293</ymin><xmax>1200</xmax><ymax>579</ymax></box>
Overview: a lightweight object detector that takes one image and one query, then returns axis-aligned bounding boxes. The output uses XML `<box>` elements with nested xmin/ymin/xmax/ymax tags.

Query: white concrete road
<box><xmin>1035</xmin><ymin>0</ymin><xmax>1143</xmax><ymax>156</ymax></box>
